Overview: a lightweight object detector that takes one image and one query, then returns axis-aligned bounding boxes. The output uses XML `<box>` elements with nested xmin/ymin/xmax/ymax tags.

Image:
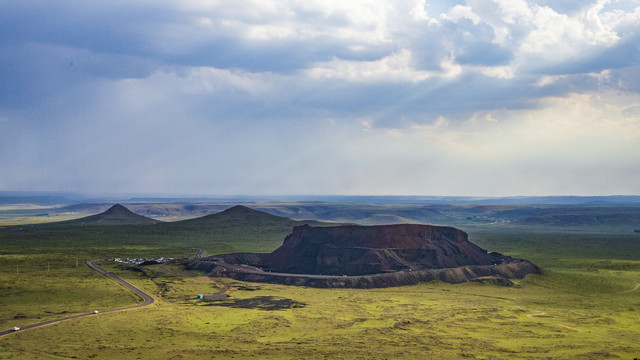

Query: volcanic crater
<box><xmin>191</xmin><ymin>222</ymin><xmax>538</xmax><ymax>288</ymax></box>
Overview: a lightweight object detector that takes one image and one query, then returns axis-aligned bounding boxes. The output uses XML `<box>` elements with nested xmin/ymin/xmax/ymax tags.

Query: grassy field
<box><xmin>1</xmin><ymin>207</ymin><xmax>640</xmax><ymax>359</ymax></box>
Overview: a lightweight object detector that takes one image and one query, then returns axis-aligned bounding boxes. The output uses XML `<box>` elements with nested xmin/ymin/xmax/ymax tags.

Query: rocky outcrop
<box><xmin>218</xmin><ymin>259</ymin><xmax>538</xmax><ymax>288</ymax></box>
<box><xmin>261</xmin><ymin>224</ymin><xmax>496</xmax><ymax>276</ymax></box>
<box><xmin>189</xmin><ymin>223</ymin><xmax>539</xmax><ymax>288</ymax></box>
<box><xmin>189</xmin><ymin>253</ymin><xmax>267</xmax><ymax>272</ymax></box>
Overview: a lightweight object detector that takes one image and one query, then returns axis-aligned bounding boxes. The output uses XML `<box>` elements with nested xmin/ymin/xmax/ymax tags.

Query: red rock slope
<box><xmin>261</xmin><ymin>224</ymin><xmax>497</xmax><ymax>276</ymax></box>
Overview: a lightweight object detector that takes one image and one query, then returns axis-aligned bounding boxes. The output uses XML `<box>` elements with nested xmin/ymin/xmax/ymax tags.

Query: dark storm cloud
<box><xmin>1</xmin><ymin>0</ymin><xmax>634</xmax><ymax>114</ymax></box>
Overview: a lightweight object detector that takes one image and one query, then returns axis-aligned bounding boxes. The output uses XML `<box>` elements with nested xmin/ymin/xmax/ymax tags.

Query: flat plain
<box><xmin>1</xmin><ymin>202</ymin><xmax>640</xmax><ymax>359</ymax></box>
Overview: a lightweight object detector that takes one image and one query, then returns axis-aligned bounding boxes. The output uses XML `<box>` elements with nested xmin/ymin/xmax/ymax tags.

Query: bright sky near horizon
<box><xmin>1</xmin><ymin>0</ymin><xmax>639</xmax><ymax>196</ymax></box>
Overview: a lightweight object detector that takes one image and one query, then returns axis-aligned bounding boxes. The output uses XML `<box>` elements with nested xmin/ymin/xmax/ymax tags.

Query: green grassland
<box><xmin>1</xmin><ymin>206</ymin><xmax>640</xmax><ymax>359</ymax></box>
<box><xmin>0</xmin><ymin>254</ymin><xmax>138</xmax><ymax>332</ymax></box>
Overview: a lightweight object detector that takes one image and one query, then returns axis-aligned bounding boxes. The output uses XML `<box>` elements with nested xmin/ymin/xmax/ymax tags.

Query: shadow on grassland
<box><xmin>203</xmin><ymin>296</ymin><xmax>306</xmax><ymax>310</ymax></box>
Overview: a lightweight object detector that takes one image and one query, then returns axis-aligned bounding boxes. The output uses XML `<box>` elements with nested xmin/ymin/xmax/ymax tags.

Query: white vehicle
<box><xmin>12</xmin><ymin>327</ymin><xmax>20</xmax><ymax>331</ymax></box>
<box><xmin>93</xmin><ymin>310</ymin><xmax>99</xmax><ymax>314</ymax></box>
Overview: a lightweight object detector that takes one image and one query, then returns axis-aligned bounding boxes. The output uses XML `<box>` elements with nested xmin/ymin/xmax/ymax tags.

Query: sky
<box><xmin>1</xmin><ymin>0</ymin><xmax>639</xmax><ymax>197</ymax></box>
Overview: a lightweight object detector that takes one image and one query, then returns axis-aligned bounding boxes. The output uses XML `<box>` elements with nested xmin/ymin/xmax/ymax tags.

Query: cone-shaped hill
<box><xmin>60</xmin><ymin>204</ymin><xmax>159</xmax><ymax>226</ymax></box>
<box><xmin>161</xmin><ymin>205</ymin><xmax>331</xmax><ymax>253</ymax></box>
<box><xmin>169</xmin><ymin>205</ymin><xmax>301</xmax><ymax>229</ymax></box>
<box><xmin>164</xmin><ymin>205</ymin><xmax>321</xmax><ymax>232</ymax></box>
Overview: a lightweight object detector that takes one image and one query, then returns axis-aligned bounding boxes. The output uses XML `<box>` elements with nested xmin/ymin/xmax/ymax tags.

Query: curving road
<box><xmin>85</xmin><ymin>260</ymin><xmax>155</xmax><ymax>307</ymax></box>
<box><xmin>0</xmin><ymin>260</ymin><xmax>155</xmax><ymax>338</ymax></box>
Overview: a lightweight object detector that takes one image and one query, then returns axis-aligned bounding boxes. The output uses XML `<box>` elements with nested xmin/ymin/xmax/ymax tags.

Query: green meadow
<box><xmin>1</xmin><ymin>208</ymin><xmax>640</xmax><ymax>359</ymax></box>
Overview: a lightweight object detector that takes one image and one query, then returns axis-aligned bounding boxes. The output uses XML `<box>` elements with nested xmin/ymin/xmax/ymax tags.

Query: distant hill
<box><xmin>167</xmin><ymin>205</ymin><xmax>308</xmax><ymax>229</ymax></box>
<box><xmin>157</xmin><ymin>205</ymin><xmax>334</xmax><ymax>253</ymax></box>
<box><xmin>0</xmin><ymin>204</ymin><xmax>335</xmax><ymax>257</ymax></box>
<box><xmin>57</xmin><ymin>204</ymin><xmax>159</xmax><ymax>226</ymax></box>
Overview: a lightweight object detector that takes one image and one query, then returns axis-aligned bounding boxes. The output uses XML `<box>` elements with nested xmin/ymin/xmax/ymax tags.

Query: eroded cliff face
<box><xmin>223</xmin><ymin>260</ymin><xmax>539</xmax><ymax>288</ymax></box>
<box><xmin>261</xmin><ymin>224</ymin><xmax>495</xmax><ymax>276</ymax></box>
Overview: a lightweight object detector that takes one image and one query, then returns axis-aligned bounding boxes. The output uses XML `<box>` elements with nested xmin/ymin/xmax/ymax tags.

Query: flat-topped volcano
<box><xmin>261</xmin><ymin>224</ymin><xmax>498</xmax><ymax>276</ymax></box>
<box><xmin>191</xmin><ymin>222</ymin><xmax>538</xmax><ymax>287</ymax></box>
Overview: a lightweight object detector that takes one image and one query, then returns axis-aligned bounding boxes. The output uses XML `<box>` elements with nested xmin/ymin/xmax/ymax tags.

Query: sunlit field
<box><xmin>1</xmin><ymin>207</ymin><xmax>640</xmax><ymax>359</ymax></box>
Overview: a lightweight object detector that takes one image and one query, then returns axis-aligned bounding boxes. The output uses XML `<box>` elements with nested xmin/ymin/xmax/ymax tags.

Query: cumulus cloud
<box><xmin>1</xmin><ymin>0</ymin><xmax>639</xmax><ymax>195</ymax></box>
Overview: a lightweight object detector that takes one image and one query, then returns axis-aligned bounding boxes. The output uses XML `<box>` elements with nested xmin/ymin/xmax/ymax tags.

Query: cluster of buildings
<box><xmin>112</xmin><ymin>257</ymin><xmax>174</xmax><ymax>265</ymax></box>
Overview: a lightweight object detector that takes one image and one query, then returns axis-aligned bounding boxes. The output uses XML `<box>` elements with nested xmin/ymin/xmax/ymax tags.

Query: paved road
<box><xmin>0</xmin><ymin>260</ymin><xmax>155</xmax><ymax>338</ymax></box>
<box><xmin>212</xmin><ymin>259</ymin><xmax>355</xmax><ymax>279</ymax></box>
<box><xmin>86</xmin><ymin>260</ymin><xmax>155</xmax><ymax>307</ymax></box>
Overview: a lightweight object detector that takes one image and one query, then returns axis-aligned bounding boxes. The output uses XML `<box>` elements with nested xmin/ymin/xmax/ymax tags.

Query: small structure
<box><xmin>196</xmin><ymin>294</ymin><xmax>228</xmax><ymax>301</ymax></box>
